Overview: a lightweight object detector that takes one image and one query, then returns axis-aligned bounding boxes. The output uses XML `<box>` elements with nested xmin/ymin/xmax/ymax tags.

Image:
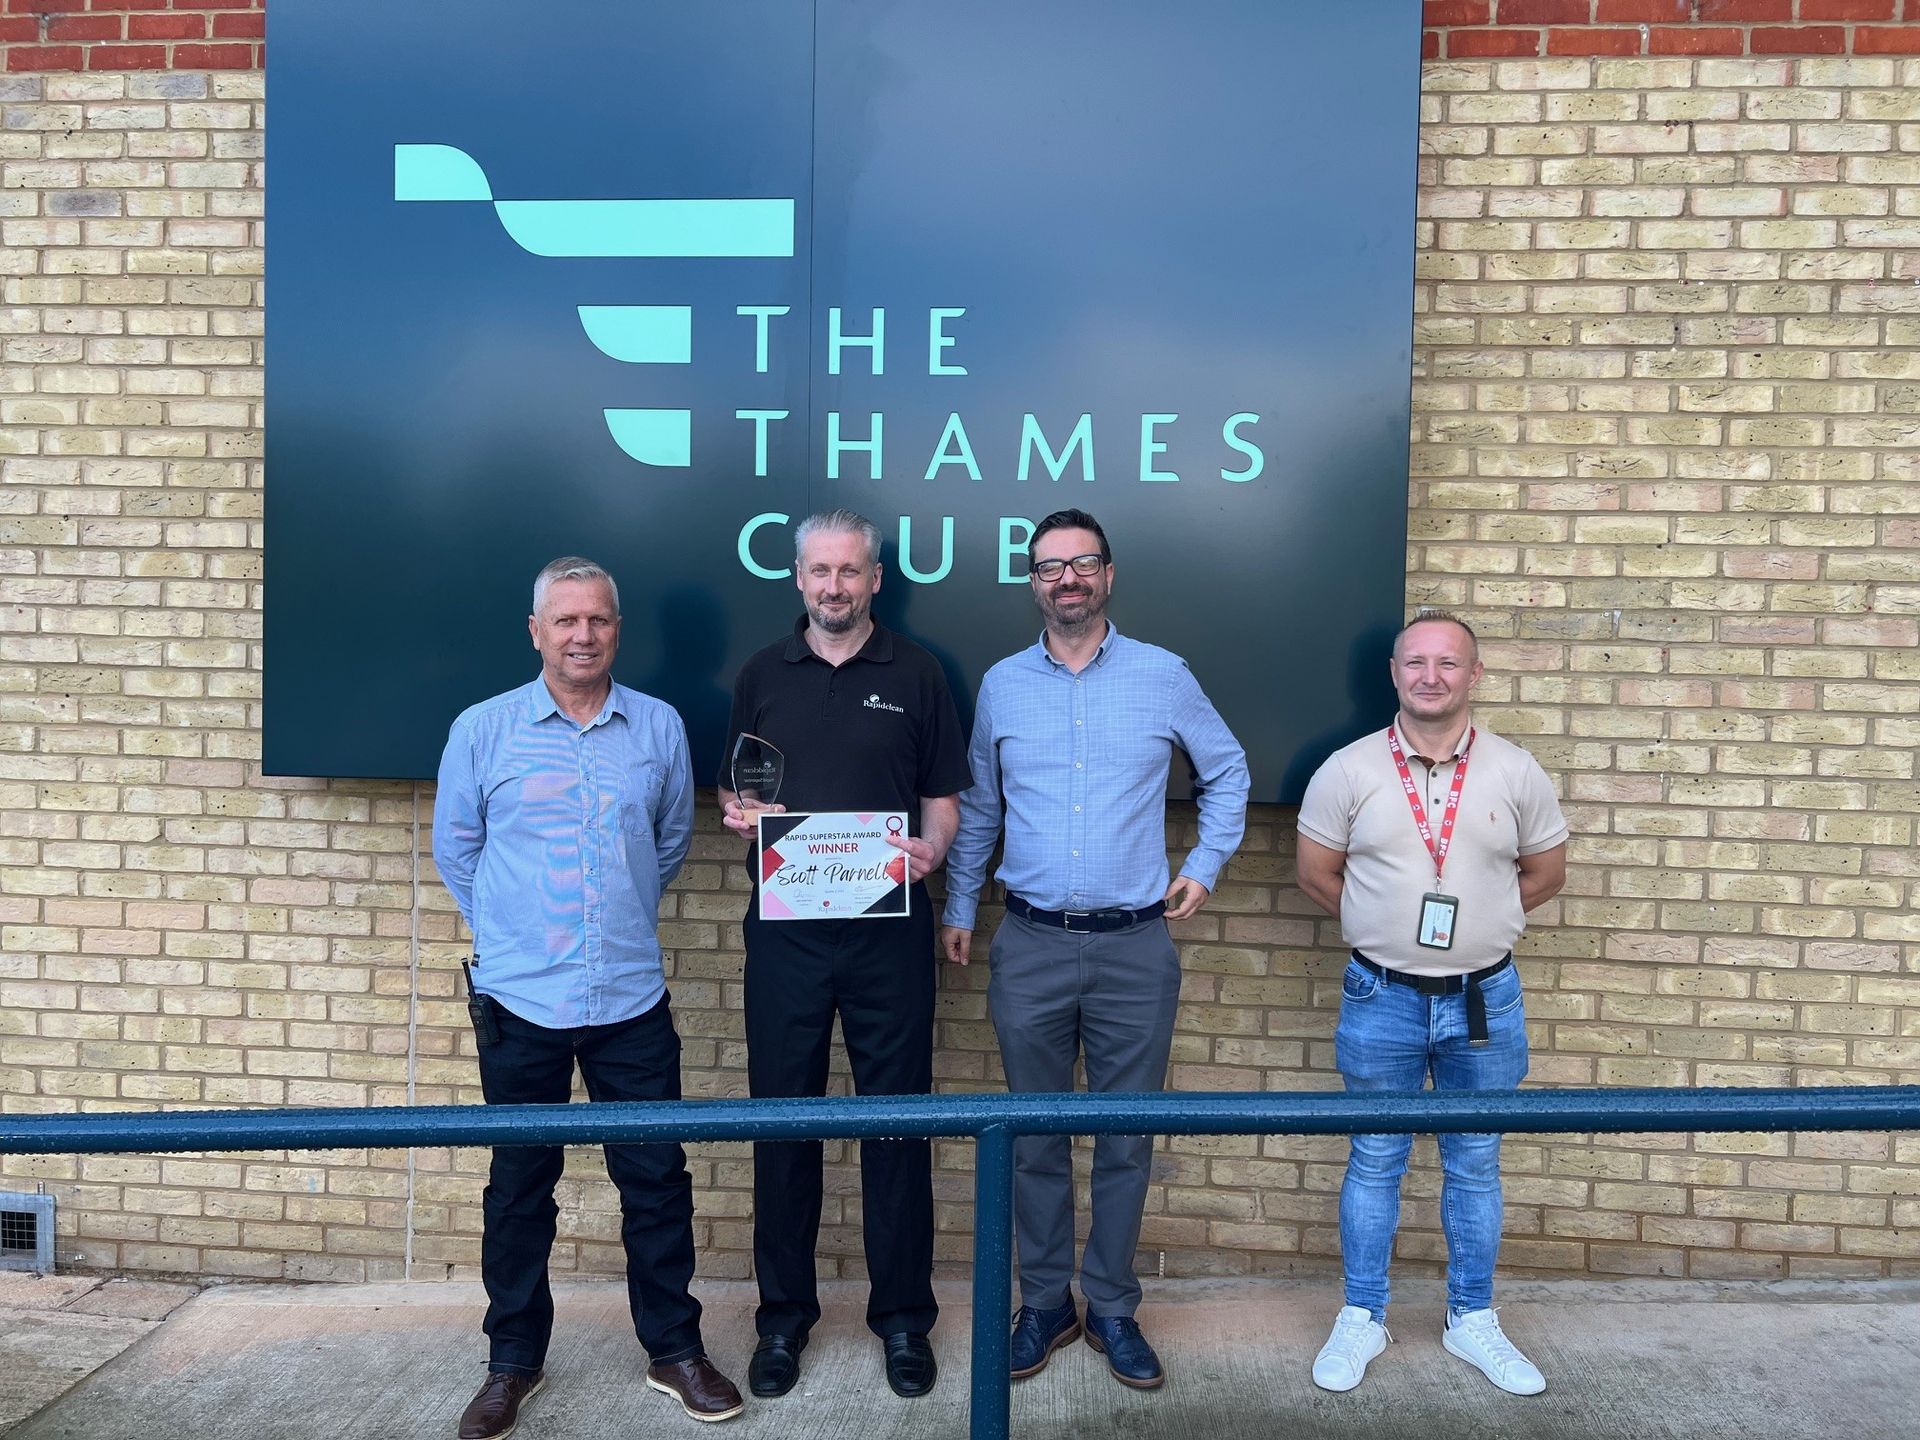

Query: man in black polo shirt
<box><xmin>718</xmin><ymin>508</ymin><xmax>970</xmax><ymax>1401</ymax></box>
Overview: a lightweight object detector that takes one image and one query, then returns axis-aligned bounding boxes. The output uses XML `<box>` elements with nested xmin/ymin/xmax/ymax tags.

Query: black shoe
<box><xmin>883</xmin><ymin>1331</ymin><xmax>937</xmax><ymax>1398</ymax></box>
<box><xmin>747</xmin><ymin>1333</ymin><xmax>805</xmax><ymax>1398</ymax></box>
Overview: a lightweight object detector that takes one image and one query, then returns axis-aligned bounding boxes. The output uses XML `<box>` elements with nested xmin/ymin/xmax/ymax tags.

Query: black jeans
<box><xmin>476</xmin><ymin>994</ymin><xmax>703</xmax><ymax>1373</ymax></box>
<box><xmin>743</xmin><ymin>902</ymin><xmax>938</xmax><ymax>1341</ymax></box>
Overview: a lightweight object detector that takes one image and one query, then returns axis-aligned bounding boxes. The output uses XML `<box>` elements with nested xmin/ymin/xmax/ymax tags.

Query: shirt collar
<box><xmin>1031</xmin><ymin>620</ymin><xmax>1119</xmax><ymax>671</ymax></box>
<box><xmin>783</xmin><ymin>613</ymin><xmax>895</xmax><ymax>664</ymax></box>
<box><xmin>529</xmin><ymin>676</ymin><xmax>625</xmax><ymax>727</ymax></box>
<box><xmin>1393</xmin><ymin>711</ymin><xmax>1475</xmax><ymax>765</ymax></box>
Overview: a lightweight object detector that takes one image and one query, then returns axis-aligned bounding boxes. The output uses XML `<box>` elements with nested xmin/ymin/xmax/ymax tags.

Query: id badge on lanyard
<box><xmin>1418</xmin><ymin>893</ymin><xmax>1459</xmax><ymax>950</ymax></box>
<box><xmin>1388</xmin><ymin>725</ymin><xmax>1472</xmax><ymax>951</ymax></box>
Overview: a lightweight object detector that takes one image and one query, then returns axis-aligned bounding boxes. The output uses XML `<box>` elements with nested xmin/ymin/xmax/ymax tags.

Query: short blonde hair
<box><xmin>1395</xmin><ymin>609</ymin><xmax>1478</xmax><ymax>661</ymax></box>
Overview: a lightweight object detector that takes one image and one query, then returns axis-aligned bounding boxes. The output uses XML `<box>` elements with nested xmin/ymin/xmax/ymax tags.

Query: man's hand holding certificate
<box><xmin>756</xmin><ymin>812</ymin><xmax>911</xmax><ymax>920</ymax></box>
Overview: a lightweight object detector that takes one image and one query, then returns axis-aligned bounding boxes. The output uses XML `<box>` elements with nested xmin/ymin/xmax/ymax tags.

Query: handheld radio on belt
<box><xmin>461</xmin><ymin>959</ymin><xmax>500</xmax><ymax>1047</ymax></box>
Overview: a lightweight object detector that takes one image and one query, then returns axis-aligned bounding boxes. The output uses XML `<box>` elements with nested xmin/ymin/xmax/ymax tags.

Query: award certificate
<box><xmin>756</xmin><ymin>811</ymin><xmax>911</xmax><ymax>921</ymax></box>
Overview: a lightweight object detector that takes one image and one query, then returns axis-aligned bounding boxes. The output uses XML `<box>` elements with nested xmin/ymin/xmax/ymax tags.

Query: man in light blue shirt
<box><xmin>940</xmin><ymin>510</ymin><xmax>1249</xmax><ymax>1392</ymax></box>
<box><xmin>433</xmin><ymin>556</ymin><xmax>742</xmax><ymax>1437</ymax></box>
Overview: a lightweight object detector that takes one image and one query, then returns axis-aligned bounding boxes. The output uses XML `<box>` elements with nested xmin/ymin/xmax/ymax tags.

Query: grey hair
<box><xmin>532</xmin><ymin>556</ymin><xmax>620</xmax><ymax>617</ymax></box>
<box><xmin>793</xmin><ymin>508</ymin><xmax>883</xmax><ymax>569</ymax></box>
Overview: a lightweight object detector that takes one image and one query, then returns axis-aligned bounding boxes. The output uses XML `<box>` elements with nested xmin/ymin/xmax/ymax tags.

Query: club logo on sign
<box><xmin>395</xmin><ymin>143</ymin><xmax>795</xmax><ymax>472</ymax></box>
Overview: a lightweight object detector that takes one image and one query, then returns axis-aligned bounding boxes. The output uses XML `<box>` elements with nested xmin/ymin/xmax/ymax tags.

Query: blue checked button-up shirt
<box><xmin>942</xmin><ymin>624</ymin><xmax>1250</xmax><ymax>930</ymax></box>
<box><xmin>432</xmin><ymin>677</ymin><xmax>694</xmax><ymax>1029</ymax></box>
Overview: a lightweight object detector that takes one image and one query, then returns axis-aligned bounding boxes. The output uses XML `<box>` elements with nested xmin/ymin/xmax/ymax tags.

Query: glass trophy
<box><xmin>730</xmin><ymin>733</ymin><xmax>785</xmax><ymax>811</ymax></box>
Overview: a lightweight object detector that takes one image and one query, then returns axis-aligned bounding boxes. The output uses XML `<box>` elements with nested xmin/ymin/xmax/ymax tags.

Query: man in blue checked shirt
<box><xmin>939</xmin><ymin>509</ymin><xmax>1249</xmax><ymax>1392</ymax></box>
<box><xmin>433</xmin><ymin>557</ymin><xmax>743</xmax><ymax>1437</ymax></box>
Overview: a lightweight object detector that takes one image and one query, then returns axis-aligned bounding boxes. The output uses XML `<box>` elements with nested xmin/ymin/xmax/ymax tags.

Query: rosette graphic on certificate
<box><xmin>756</xmin><ymin>811</ymin><xmax>910</xmax><ymax>921</ymax></box>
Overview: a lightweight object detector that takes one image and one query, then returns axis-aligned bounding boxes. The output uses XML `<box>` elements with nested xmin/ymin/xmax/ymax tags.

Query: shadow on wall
<box><xmin>1279</xmin><ymin>621</ymin><xmax>1398</xmax><ymax>801</ymax></box>
<box><xmin>872</xmin><ymin>568</ymin><xmax>974</xmax><ymax>736</ymax></box>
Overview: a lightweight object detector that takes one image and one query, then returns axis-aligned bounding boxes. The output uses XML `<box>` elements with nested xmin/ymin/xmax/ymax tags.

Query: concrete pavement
<box><xmin>0</xmin><ymin>1274</ymin><xmax>199</xmax><ymax>1435</ymax></box>
<box><xmin>5</xmin><ymin>1274</ymin><xmax>1918</xmax><ymax>1439</ymax></box>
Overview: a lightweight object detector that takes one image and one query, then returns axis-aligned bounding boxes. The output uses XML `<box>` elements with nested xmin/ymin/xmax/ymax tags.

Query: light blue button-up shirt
<box><xmin>432</xmin><ymin>677</ymin><xmax>694</xmax><ymax>1028</ymax></box>
<box><xmin>942</xmin><ymin>624</ymin><xmax>1249</xmax><ymax>930</ymax></box>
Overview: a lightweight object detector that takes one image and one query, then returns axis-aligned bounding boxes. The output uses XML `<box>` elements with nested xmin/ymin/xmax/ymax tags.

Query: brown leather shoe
<box><xmin>457</xmin><ymin>1370</ymin><xmax>545</xmax><ymax>1440</ymax></box>
<box><xmin>646</xmin><ymin>1354</ymin><xmax>745</xmax><ymax>1422</ymax></box>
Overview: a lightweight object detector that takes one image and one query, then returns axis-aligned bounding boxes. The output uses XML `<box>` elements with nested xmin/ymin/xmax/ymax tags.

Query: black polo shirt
<box><xmin>721</xmin><ymin>616</ymin><xmax>971</xmax><ymax>835</ymax></box>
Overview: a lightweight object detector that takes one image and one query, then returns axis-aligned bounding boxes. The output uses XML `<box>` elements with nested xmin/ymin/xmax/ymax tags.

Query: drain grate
<box><xmin>0</xmin><ymin>1189</ymin><xmax>56</xmax><ymax>1274</ymax></box>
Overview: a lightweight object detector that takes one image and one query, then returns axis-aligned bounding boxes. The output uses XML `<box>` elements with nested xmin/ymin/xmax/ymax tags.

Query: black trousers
<box><xmin>744</xmin><ymin>901</ymin><xmax>938</xmax><ymax>1340</ymax></box>
<box><xmin>475</xmin><ymin>994</ymin><xmax>703</xmax><ymax>1373</ymax></box>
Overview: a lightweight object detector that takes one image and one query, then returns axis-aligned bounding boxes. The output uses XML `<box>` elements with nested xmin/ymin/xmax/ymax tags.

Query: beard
<box><xmin>807</xmin><ymin>595</ymin><xmax>867</xmax><ymax>635</ymax></box>
<box><xmin>1038</xmin><ymin>583</ymin><xmax>1107</xmax><ymax>635</ymax></box>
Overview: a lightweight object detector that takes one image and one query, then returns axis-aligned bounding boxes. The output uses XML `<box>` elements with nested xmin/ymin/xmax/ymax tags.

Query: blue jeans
<box><xmin>1333</xmin><ymin>954</ymin><xmax>1528</xmax><ymax>1323</ymax></box>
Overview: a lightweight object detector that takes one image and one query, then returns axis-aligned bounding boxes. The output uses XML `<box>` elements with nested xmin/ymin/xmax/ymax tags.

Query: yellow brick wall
<box><xmin>2</xmin><ymin>57</ymin><xmax>1917</xmax><ymax>1285</ymax></box>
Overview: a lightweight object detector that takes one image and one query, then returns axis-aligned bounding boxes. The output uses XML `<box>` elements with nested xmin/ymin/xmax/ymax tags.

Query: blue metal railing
<box><xmin>7</xmin><ymin>1085</ymin><xmax>1920</xmax><ymax>1439</ymax></box>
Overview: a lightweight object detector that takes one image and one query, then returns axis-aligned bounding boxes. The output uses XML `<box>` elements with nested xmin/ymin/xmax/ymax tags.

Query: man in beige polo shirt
<box><xmin>1295</xmin><ymin>611</ymin><xmax>1567</xmax><ymax>1398</ymax></box>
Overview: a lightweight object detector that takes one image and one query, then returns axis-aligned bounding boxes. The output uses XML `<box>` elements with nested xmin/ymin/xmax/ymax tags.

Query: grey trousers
<box><xmin>986</xmin><ymin>910</ymin><xmax>1181</xmax><ymax>1317</ymax></box>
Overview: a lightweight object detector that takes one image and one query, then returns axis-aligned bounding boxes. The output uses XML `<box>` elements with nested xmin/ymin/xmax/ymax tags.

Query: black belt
<box><xmin>1351</xmin><ymin>950</ymin><xmax>1513</xmax><ymax>1047</ymax></box>
<box><xmin>1006</xmin><ymin>894</ymin><xmax>1167</xmax><ymax>934</ymax></box>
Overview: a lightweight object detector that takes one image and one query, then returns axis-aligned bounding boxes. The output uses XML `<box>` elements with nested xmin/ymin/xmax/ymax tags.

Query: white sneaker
<box><xmin>1443</xmin><ymin>1307</ymin><xmax>1545</xmax><ymax>1395</ymax></box>
<box><xmin>1311</xmin><ymin>1304</ymin><xmax>1389</xmax><ymax>1392</ymax></box>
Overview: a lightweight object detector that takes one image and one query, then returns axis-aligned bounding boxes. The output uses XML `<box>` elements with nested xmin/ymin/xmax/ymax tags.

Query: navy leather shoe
<box><xmin>1009</xmin><ymin>1301</ymin><xmax>1081</xmax><ymax>1379</ymax></box>
<box><xmin>882</xmin><ymin>1331</ymin><xmax>937</xmax><ymax>1397</ymax></box>
<box><xmin>1084</xmin><ymin>1314</ymin><xmax>1164</xmax><ymax>1390</ymax></box>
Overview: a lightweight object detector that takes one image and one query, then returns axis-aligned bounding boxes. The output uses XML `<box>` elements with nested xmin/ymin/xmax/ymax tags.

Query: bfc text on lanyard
<box><xmin>1387</xmin><ymin>724</ymin><xmax>1474</xmax><ymax>885</ymax></box>
<box><xmin>1387</xmin><ymin>724</ymin><xmax>1474</xmax><ymax>953</ymax></box>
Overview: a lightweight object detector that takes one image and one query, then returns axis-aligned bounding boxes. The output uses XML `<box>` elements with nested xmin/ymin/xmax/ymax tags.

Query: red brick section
<box><xmin>1548</xmin><ymin>25</ymin><xmax>1646</xmax><ymax>50</ymax></box>
<box><xmin>2</xmin><ymin>0</ymin><xmax>261</xmax><ymax>72</ymax></box>
<box><xmin>1419</xmin><ymin>0</ymin><xmax>1920</xmax><ymax>57</ymax></box>
<box><xmin>6</xmin><ymin>1</ymin><xmax>1920</xmax><ymax>69</ymax></box>
<box><xmin>1753</xmin><ymin>23</ymin><xmax>1849</xmax><ymax>48</ymax></box>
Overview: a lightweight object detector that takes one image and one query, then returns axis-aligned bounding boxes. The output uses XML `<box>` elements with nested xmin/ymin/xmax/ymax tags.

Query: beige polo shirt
<box><xmin>1297</xmin><ymin>719</ymin><xmax>1567</xmax><ymax>979</ymax></box>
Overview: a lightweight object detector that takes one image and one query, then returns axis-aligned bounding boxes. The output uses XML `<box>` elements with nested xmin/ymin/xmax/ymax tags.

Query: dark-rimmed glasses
<box><xmin>1029</xmin><ymin>552</ymin><xmax>1107</xmax><ymax>582</ymax></box>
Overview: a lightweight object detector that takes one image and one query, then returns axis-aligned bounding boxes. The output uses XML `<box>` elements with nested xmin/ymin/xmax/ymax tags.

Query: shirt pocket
<box><xmin>618</xmin><ymin>761</ymin><xmax>665</xmax><ymax>837</ymax></box>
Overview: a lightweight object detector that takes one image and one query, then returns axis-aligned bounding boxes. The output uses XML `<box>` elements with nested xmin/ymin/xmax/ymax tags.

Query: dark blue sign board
<box><xmin>266</xmin><ymin>0</ymin><xmax>1420</xmax><ymax>798</ymax></box>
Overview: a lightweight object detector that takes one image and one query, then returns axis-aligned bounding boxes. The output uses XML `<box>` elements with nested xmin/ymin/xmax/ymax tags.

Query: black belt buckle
<box><xmin>1062</xmin><ymin>910</ymin><xmax>1094</xmax><ymax>934</ymax></box>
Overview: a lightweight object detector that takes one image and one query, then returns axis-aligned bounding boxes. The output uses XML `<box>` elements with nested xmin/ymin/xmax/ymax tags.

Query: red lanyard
<box><xmin>1387</xmin><ymin>724</ymin><xmax>1474</xmax><ymax>884</ymax></box>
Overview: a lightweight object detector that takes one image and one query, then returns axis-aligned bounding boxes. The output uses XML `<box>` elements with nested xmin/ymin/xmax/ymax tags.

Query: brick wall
<box><xmin>3</xmin><ymin>2</ymin><xmax>261</xmax><ymax>74</ymax></box>
<box><xmin>1424</xmin><ymin>2</ymin><xmax>1920</xmax><ymax>59</ymax></box>
<box><xmin>0</xmin><ymin>24</ymin><xmax>1917</xmax><ymax>1286</ymax></box>
<box><xmin>1407</xmin><ymin>50</ymin><xmax>1920</xmax><ymax>1279</ymax></box>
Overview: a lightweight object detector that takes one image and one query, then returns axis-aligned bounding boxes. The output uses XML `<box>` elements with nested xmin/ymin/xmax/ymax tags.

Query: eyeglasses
<box><xmin>1029</xmin><ymin>552</ymin><xmax>1107</xmax><ymax>582</ymax></box>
